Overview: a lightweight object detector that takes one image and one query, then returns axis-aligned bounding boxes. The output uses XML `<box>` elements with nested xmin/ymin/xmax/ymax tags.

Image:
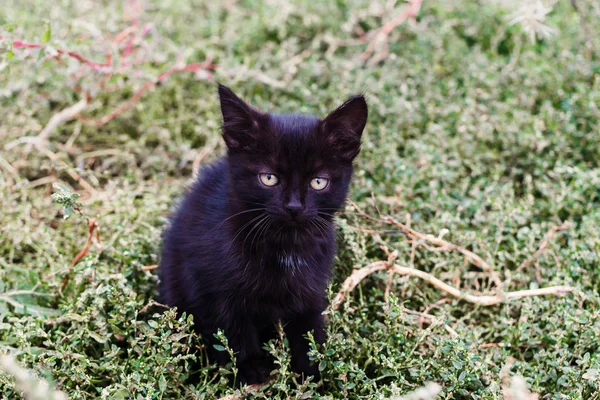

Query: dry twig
<box><xmin>36</xmin><ymin>146</ymin><xmax>97</xmax><ymax>195</ymax></box>
<box><xmin>77</xmin><ymin>61</ymin><xmax>216</xmax><ymax>127</ymax></box>
<box><xmin>71</xmin><ymin>218</ymin><xmax>101</xmax><ymax>267</ymax></box>
<box><xmin>6</xmin><ymin>97</ymin><xmax>90</xmax><ymax>150</ymax></box>
<box><xmin>517</xmin><ymin>222</ymin><xmax>573</xmax><ymax>271</ymax></box>
<box><xmin>60</xmin><ymin>218</ymin><xmax>101</xmax><ymax>291</ymax></box>
<box><xmin>38</xmin><ymin>97</ymin><xmax>90</xmax><ymax>143</ymax></box>
<box><xmin>403</xmin><ymin>307</ymin><xmax>458</xmax><ymax>338</ymax></box>
<box><xmin>138</xmin><ymin>300</ymin><xmax>169</xmax><ymax>315</ymax></box>
<box><xmin>3</xmin><ymin>26</ymin><xmax>217</xmax><ymax>194</ymax></box>
<box><xmin>392</xmin><ymin>218</ymin><xmax>503</xmax><ymax>287</ymax></box>
<box><xmin>0</xmin><ymin>37</ymin><xmax>112</xmax><ymax>72</ymax></box>
<box><xmin>418</xmin><ymin>298</ymin><xmax>450</xmax><ymax>329</ymax></box>
<box><xmin>349</xmin><ymin>200</ymin><xmax>503</xmax><ymax>287</ymax></box>
<box><xmin>361</xmin><ymin>0</ymin><xmax>423</xmax><ymax>65</ymax></box>
<box><xmin>382</xmin><ymin>246</ymin><xmax>398</xmax><ymax>301</ymax></box>
<box><xmin>332</xmin><ymin>260</ymin><xmax>573</xmax><ymax>310</ymax></box>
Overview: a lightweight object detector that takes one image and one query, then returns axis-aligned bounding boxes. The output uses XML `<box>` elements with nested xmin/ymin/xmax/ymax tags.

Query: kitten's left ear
<box><xmin>218</xmin><ymin>84</ymin><xmax>266</xmax><ymax>152</ymax></box>
<box><xmin>320</xmin><ymin>95</ymin><xmax>368</xmax><ymax>161</ymax></box>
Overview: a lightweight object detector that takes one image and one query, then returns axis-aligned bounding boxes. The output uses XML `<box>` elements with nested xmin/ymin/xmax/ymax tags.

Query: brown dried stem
<box><xmin>31</xmin><ymin>146</ymin><xmax>97</xmax><ymax>195</ymax></box>
<box><xmin>517</xmin><ymin>222</ymin><xmax>573</xmax><ymax>272</ymax></box>
<box><xmin>39</xmin><ymin>97</ymin><xmax>90</xmax><ymax>142</ymax></box>
<box><xmin>0</xmin><ymin>38</ymin><xmax>112</xmax><ymax>71</ymax></box>
<box><xmin>4</xmin><ymin>30</ymin><xmax>216</xmax><ymax>193</ymax></box>
<box><xmin>138</xmin><ymin>300</ymin><xmax>169</xmax><ymax>315</ymax></box>
<box><xmin>5</xmin><ymin>98</ymin><xmax>88</xmax><ymax>149</ymax></box>
<box><xmin>403</xmin><ymin>306</ymin><xmax>458</xmax><ymax>338</ymax></box>
<box><xmin>361</xmin><ymin>0</ymin><xmax>423</xmax><ymax>65</ymax></box>
<box><xmin>71</xmin><ymin>218</ymin><xmax>100</xmax><ymax>267</ymax></box>
<box><xmin>332</xmin><ymin>260</ymin><xmax>574</xmax><ymax>310</ymax></box>
<box><xmin>77</xmin><ymin>61</ymin><xmax>216</xmax><ymax>127</ymax></box>
<box><xmin>388</xmin><ymin>216</ymin><xmax>503</xmax><ymax>287</ymax></box>
<box><xmin>381</xmin><ymin>246</ymin><xmax>398</xmax><ymax>301</ymax></box>
<box><xmin>349</xmin><ymin>200</ymin><xmax>503</xmax><ymax>287</ymax></box>
<box><xmin>60</xmin><ymin>218</ymin><xmax>101</xmax><ymax>291</ymax></box>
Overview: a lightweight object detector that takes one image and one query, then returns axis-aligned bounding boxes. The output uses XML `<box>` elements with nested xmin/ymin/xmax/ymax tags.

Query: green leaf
<box><xmin>42</xmin><ymin>23</ymin><xmax>51</xmax><ymax>43</ymax></box>
<box><xmin>63</xmin><ymin>204</ymin><xmax>73</xmax><ymax>219</ymax></box>
<box><xmin>213</xmin><ymin>344</ymin><xmax>226</xmax><ymax>352</ymax></box>
<box><xmin>37</xmin><ymin>47</ymin><xmax>45</xmax><ymax>63</ymax></box>
<box><xmin>111</xmin><ymin>389</ymin><xmax>129</xmax><ymax>400</ymax></box>
<box><xmin>452</xmin><ymin>360</ymin><xmax>463</xmax><ymax>370</ymax></box>
<box><xmin>318</xmin><ymin>360</ymin><xmax>327</xmax><ymax>371</ymax></box>
<box><xmin>88</xmin><ymin>331</ymin><xmax>107</xmax><ymax>344</ymax></box>
<box><xmin>158</xmin><ymin>374</ymin><xmax>167</xmax><ymax>392</ymax></box>
<box><xmin>582</xmin><ymin>369</ymin><xmax>599</xmax><ymax>381</ymax></box>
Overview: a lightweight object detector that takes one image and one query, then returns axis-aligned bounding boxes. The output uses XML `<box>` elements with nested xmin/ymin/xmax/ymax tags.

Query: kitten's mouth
<box><xmin>280</xmin><ymin>217</ymin><xmax>311</xmax><ymax>229</ymax></box>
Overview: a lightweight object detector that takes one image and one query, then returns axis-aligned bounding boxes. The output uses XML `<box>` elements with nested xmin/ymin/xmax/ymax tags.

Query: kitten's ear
<box><xmin>218</xmin><ymin>84</ymin><xmax>265</xmax><ymax>152</ymax></box>
<box><xmin>320</xmin><ymin>95</ymin><xmax>368</xmax><ymax>162</ymax></box>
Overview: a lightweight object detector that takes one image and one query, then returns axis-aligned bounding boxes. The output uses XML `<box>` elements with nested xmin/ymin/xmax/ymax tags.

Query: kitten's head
<box><xmin>218</xmin><ymin>84</ymin><xmax>367</xmax><ymax>228</ymax></box>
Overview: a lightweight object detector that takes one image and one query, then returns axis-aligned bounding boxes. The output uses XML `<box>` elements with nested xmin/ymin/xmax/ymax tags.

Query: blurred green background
<box><xmin>0</xmin><ymin>0</ymin><xmax>599</xmax><ymax>398</ymax></box>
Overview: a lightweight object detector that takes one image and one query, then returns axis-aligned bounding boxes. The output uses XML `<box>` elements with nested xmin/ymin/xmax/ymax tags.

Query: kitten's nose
<box><xmin>285</xmin><ymin>200</ymin><xmax>304</xmax><ymax>219</ymax></box>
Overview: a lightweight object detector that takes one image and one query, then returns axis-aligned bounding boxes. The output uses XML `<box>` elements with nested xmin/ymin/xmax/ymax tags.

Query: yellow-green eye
<box><xmin>259</xmin><ymin>173</ymin><xmax>279</xmax><ymax>187</ymax></box>
<box><xmin>310</xmin><ymin>177</ymin><xmax>329</xmax><ymax>191</ymax></box>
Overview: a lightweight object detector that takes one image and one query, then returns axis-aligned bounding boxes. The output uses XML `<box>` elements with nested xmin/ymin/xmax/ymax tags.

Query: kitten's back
<box><xmin>159</xmin><ymin>159</ymin><xmax>230</xmax><ymax>308</ymax></box>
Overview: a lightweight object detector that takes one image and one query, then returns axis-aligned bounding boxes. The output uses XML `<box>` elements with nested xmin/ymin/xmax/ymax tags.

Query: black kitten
<box><xmin>160</xmin><ymin>84</ymin><xmax>367</xmax><ymax>384</ymax></box>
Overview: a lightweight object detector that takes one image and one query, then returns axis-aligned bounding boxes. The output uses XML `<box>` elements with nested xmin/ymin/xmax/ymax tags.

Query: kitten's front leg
<box><xmin>226</xmin><ymin>321</ymin><xmax>271</xmax><ymax>385</ymax></box>
<box><xmin>284</xmin><ymin>309</ymin><xmax>325</xmax><ymax>380</ymax></box>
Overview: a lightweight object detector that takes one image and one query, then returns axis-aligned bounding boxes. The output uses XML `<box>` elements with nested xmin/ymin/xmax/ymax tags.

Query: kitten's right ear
<box><xmin>218</xmin><ymin>84</ymin><xmax>265</xmax><ymax>151</ymax></box>
<box><xmin>320</xmin><ymin>94</ymin><xmax>368</xmax><ymax>162</ymax></box>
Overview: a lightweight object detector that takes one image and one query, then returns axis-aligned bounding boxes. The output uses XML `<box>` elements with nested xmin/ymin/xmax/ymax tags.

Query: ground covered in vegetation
<box><xmin>1</xmin><ymin>0</ymin><xmax>599</xmax><ymax>399</ymax></box>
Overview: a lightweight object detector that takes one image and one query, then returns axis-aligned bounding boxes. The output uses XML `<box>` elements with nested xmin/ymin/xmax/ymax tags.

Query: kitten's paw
<box><xmin>237</xmin><ymin>358</ymin><xmax>273</xmax><ymax>386</ymax></box>
<box><xmin>237</xmin><ymin>367</ymin><xmax>269</xmax><ymax>386</ymax></box>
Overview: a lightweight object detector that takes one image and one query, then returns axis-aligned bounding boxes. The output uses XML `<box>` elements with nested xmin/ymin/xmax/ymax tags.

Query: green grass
<box><xmin>1</xmin><ymin>0</ymin><xmax>599</xmax><ymax>398</ymax></box>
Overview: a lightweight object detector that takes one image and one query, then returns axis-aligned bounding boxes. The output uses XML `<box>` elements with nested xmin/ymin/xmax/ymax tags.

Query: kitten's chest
<box><xmin>243</xmin><ymin>250</ymin><xmax>329</xmax><ymax>316</ymax></box>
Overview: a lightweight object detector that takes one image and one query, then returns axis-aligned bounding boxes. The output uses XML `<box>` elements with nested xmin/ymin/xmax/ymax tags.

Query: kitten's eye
<box><xmin>259</xmin><ymin>173</ymin><xmax>279</xmax><ymax>187</ymax></box>
<box><xmin>310</xmin><ymin>177</ymin><xmax>329</xmax><ymax>191</ymax></box>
